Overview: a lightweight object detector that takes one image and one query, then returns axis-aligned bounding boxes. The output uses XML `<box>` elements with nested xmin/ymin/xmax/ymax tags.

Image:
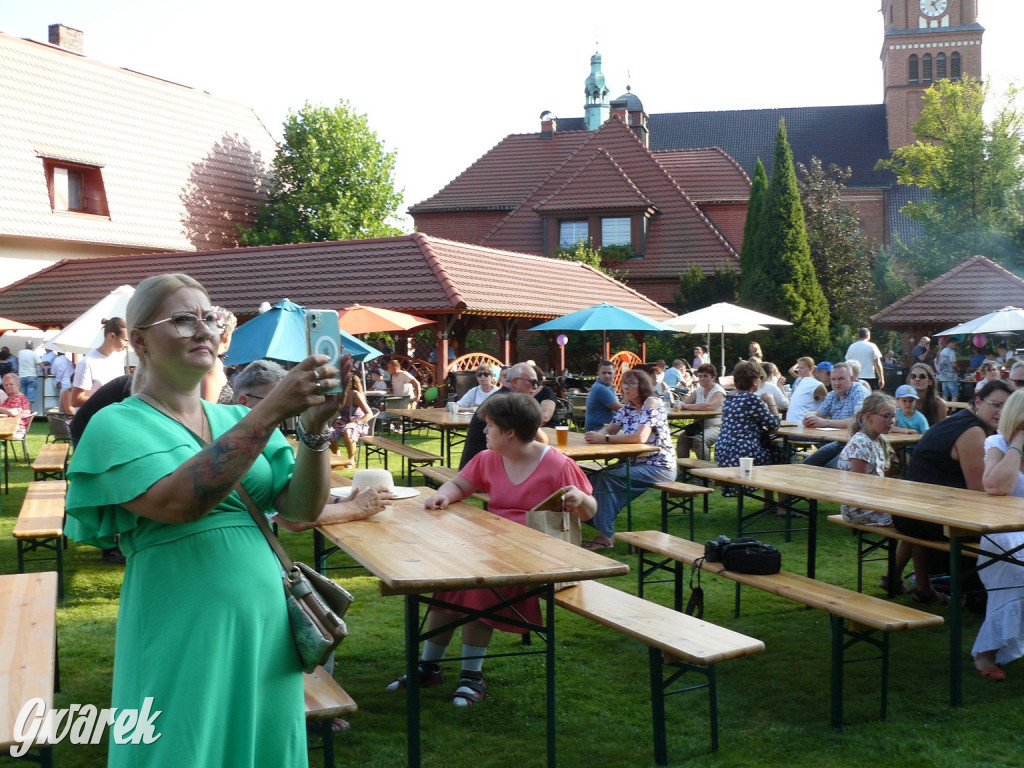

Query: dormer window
<box><xmin>559</xmin><ymin>220</ymin><xmax>588</xmax><ymax>248</ymax></box>
<box><xmin>42</xmin><ymin>158</ymin><xmax>109</xmax><ymax>216</ymax></box>
<box><xmin>601</xmin><ymin>217</ymin><xmax>630</xmax><ymax>246</ymax></box>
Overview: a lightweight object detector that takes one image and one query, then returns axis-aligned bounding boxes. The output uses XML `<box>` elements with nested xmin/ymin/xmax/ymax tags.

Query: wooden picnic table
<box><xmin>776</xmin><ymin>424</ymin><xmax>922</xmax><ymax>473</ymax></box>
<box><xmin>399</xmin><ymin>407</ymin><xmax>473</xmax><ymax>465</ymax></box>
<box><xmin>690</xmin><ymin>462</ymin><xmax>1024</xmax><ymax>708</ymax></box>
<box><xmin>317</xmin><ymin>488</ymin><xmax>627</xmax><ymax>768</ymax></box>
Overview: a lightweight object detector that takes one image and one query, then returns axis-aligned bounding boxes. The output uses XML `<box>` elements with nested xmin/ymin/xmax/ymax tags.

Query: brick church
<box><xmin>411</xmin><ymin>0</ymin><xmax>984</xmax><ymax>306</ymax></box>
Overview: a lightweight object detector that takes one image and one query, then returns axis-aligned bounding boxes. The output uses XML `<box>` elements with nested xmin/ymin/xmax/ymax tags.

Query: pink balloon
<box><xmin>937</xmin><ymin>337</ymin><xmax>946</xmax><ymax>347</ymax></box>
<box><xmin>556</xmin><ymin>334</ymin><xmax>568</xmax><ymax>347</ymax></box>
<box><xmin>973</xmin><ymin>334</ymin><xmax>987</xmax><ymax>348</ymax></box>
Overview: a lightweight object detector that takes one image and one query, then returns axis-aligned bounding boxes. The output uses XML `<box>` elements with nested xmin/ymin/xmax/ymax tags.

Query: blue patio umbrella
<box><xmin>528</xmin><ymin>302</ymin><xmax>670</xmax><ymax>333</ymax></box>
<box><xmin>226</xmin><ymin>299</ymin><xmax>381</xmax><ymax>365</ymax></box>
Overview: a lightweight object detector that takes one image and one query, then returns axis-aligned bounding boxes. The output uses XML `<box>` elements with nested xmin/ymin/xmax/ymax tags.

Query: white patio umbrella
<box><xmin>936</xmin><ymin>306</ymin><xmax>1024</xmax><ymax>337</ymax></box>
<box><xmin>48</xmin><ymin>285</ymin><xmax>134</xmax><ymax>354</ymax></box>
<box><xmin>665</xmin><ymin>302</ymin><xmax>791</xmax><ymax>372</ymax></box>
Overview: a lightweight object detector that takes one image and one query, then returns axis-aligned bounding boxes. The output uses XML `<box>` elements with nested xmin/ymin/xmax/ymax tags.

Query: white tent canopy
<box><xmin>48</xmin><ymin>285</ymin><xmax>134</xmax><ymax>355</ymax></box>
<box><xmin>665</xmin><ymin>302</ymin><xmax>791</xmax><ymax>372</ymax></box>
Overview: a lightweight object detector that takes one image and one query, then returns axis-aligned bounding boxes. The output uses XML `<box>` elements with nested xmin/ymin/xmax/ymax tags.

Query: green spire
<box><xmin>584</xmin><ymin>51</ymin><xmax>610</xmax><ymax>131</ymax></box>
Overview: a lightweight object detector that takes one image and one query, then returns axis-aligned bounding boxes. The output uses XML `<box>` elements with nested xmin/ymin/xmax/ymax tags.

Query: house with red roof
<box><xmin>0</xmin><ymin>24</ymin><xmax>279</xmax><ymax>286</ymax></box>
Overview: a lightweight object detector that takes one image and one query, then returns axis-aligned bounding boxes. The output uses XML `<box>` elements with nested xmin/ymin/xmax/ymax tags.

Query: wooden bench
<box><xmin>827</xmin><ymin>514</ymin><xmax>977</xmax><ymax>597</ymax></box>
<box><xmin>676</xmin><ymin>457</ymin><xmax>719</xmax><ymax>515</ymax></box>
<box><xmin>360</xmin><ymin>436</ymin><xmax>442</xmax><ymax>486</ymax></box>
<box><xmin>13</xmin><ymin>481</ymin><xmax>66</xmax><ymax>598</ymax></box>
<box><xmin>0</xmin><ymin>572</ymin><xmax>59</xmax><ymax>766</ymax></box>
<box><xmin>304</xmin><ymin>665</ymin><xmax>357</xmax><ymax>768</ymax></box>
<box><xmin>32</xmin><ymin>442</ymin><xmax>70</xmax><ymax>481</ymax></box>
<box><xmin>415</xmin><ymin>465</ymin><xmax>490</xmax><ymax>505</ymax></box>
<box><xmin>651</xmin><ymin>480</ymin><xmax>714</xmax><ymax>540</ymax></box>
<box><xmin>616</xmin><ymin>530</ymin><xmax>944</xmax><ymax>729</ymax></box>
<box><xmin>554</xmin><ymin>580</ymin><xmax>763</xmax><ymax>762</ymax></box>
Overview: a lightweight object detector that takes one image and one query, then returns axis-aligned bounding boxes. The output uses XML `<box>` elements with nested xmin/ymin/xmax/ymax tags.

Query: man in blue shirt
<box><xmin>801</xmin><ymin>362</ymin><xmax>867</xmax><ymax>467</ymax></box>
<box><xmin>585</xmin><ymin>360</ymin><xmax>621</xmax><ymax>432</ymax></box>
<box><xmin>662</xmin><ymin>359</ymin><xmax>685</xmax><ymax>389</ymax></box>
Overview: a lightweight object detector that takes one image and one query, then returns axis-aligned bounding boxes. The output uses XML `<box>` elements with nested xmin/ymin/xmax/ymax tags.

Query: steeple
<box><xmin>583</xmin><ymin>51</ymin><xmax>610</xmax><ymax>131</ymax></box>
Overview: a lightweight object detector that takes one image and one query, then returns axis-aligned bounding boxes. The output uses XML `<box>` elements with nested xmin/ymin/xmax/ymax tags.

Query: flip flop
<box><xmin>582</xmin><ymin>537</ymin><xmax>614</xmax><ymax>551</ymax></box>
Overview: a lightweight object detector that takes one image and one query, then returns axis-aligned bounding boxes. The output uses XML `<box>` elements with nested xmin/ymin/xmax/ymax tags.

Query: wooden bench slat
<box><xmin>555</xmin><ymin>581</ymin><xmax>763</xmax><ymax>665</ymax></box>
<box><xmin>651</xmin><ymin>481</ymin><xmax>713</xmax><ymax>497</ymax></box>
<box><xmin>31</xmin><ymin>443</ymin><xmax>69</xmax><ymax>472</ymax></box>
<box><xmin>304</xmin><ymin>666</ymin><xmax>357</xmax><ymax>719</ymax></box>
<box><xmin>617</xmin><ymin>531</ymin><xmax>943</xmax><ymax>632</ymax></box>
<box><xmin>360</xmin><ymin>436</ymin><xmax>441</xmax><ymax>462</ymax></box>
<box><xmin>826</xmin><ymin>514</ymin><xmax>976</xmax><ymax>556</ymax></box>
<box><xmin>13</xmin><ymin>481</ymin><xmax>66</xmax><ymax>540</ymax></box>
<box><xmin>0</xmin><ymin>572</ymin><xmax>58</xmax><ymax>751</ymax></box>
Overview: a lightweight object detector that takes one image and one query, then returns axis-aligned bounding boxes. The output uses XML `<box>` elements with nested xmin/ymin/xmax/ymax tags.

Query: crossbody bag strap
<box><xmin>135</xmin><ymin>392</ymin><xmax>296</xmax><ymax>573</ymax></box>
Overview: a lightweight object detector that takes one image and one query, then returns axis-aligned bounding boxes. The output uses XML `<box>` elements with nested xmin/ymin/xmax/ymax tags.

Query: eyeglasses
<box><xmin>907</xmin><ymin>373</ymin><xmax>930</xmax><ymax>380</ymax></box>
<box><xmin>1011</xmin><ymin>379</ymin><xmax>1024</xmax><ymax>388</ymax></box>
<box><xmin>476</xmin><ymin>372</ymin><xmax>491</xmax><ymax>378</ymax></box>
<box><xmin>621</xmin><ymin>381</ymin><xmax>639</xmax><ymax>387</ymax></box>
<box><xmin>137</xmin><ymin>311</ymin><xmax>226</xmax><ymax>337</ymax></box>
<box><xmin>873</xmin><ymin>412</ymin><xmax>897</xmax><ymax>421</ymax></box>
<box><xmin>983</xmin><ymin>399</ymin><xmax>1006</xmax><ymax>411</ymax></box>
<box><xmin>511</xmin><ymin>377</ymin><xmax>539</xmax><ymax>387</ymax></box>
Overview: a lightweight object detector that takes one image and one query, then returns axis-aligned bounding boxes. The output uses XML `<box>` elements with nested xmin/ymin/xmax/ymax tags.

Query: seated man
<box><xmin>584</xmin><ymin>360</ymin><xmax>622</xmax><ymax>433</ymax></box>
<box><xmin>387</xmin><ymin>359</ymin><xmax>421</xmax><ymax>408</ymax></box>
<box><xmin>801</xmin><ymin>362</ymin><xmax>867</xmax><ymax>468</ymax></box>
<box><xmin>459</xmin><ymin>362</ymin><xmax>549</xmax><ymax>469</ymax></box>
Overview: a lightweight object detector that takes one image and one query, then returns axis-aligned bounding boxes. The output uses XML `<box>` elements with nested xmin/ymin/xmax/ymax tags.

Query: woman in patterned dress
<box><xmin>715</xmin><ymin>360</ymin><xmax>783</xmax><ymax>475</ymax></box>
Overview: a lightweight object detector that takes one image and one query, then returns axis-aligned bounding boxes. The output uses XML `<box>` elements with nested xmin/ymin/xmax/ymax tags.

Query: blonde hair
<box><xmin>998</xmin><ymin>389</ymin><xmax>1024</xmax><ymax>442</ymax></box>
<box><xmin>128</xmin><ymin>273</ymin><xmax>209</xmax><ymax>394</ymax></box>
<box><xmin>849</xmin><ymin>391</ymin><xmax>896</xmax><ymax>439</ymax></box>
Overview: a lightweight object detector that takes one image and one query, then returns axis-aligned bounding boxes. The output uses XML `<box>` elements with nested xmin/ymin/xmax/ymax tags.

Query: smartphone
<box><xmin>305</xmin><ymin>309</ymin><xmax>343</xmax><ymax>393</ymax></box>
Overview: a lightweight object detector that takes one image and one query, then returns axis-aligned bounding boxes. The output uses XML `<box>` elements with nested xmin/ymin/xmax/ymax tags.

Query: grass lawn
<box><xmin>1</xmin><ymin>421</ymin><xmax>1019</xmax><ymax>768</ymax></box>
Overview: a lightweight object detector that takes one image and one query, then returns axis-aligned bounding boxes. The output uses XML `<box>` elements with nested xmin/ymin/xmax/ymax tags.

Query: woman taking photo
<box><xmin>976</xmin><ymin>388</ymin><xmax>1024</xmax><ymax>680</ymax></box>
<box><xmin>65</xmin><ymin>273</ymin><xmax>341</xmax><ymax>767</ymax></box>
<box><xmin>583</xmin><ymin>368</ymin><xmax>676</xmax><ymax>549</ymax></box>
<box><xmin>404</xmin><ymin>393</ymin><xmax>595</xmax><ymax>704</ymax></box>
<box><xmin>905</xmin><ymin>362</ymin><xmax>948</xmax><ymax>425</ymax></box>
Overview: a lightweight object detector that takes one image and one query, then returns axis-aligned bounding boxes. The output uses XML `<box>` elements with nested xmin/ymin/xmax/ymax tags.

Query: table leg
<box><xmin>404</xmin><ymin>595</ymin><xmax>422</xmax><ymax>768</ymax></box>
<box><xmin>545</xmin><ymin>583</ymin><xmax>557</xmax><ymax>768</ymax></box>
<box><xmin>807</xmin><ymin>499</ymin><xmax>818</xmax><ymax>580</ymax></box>
<box><xmin>949</xmin><ymin>535</ymin><xmax>963</xmax><ymax>708</ymax></box>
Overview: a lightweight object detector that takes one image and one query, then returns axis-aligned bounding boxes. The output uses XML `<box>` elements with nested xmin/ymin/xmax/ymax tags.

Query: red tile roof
<box><xmin>872</xmin><ymin>255</ymin><xmax>1024</xmax><ymax>326</ymax></box>
<box><xmin>0</xmin><ymin>233</ymin><xmax>674</xmax><ymax>328</ymax></box>
<box><xmin>480</xmin><ymin>117</ymin><xmax>739</xmax><ymax>278</ymax></box>
<box><xmin>408</xmin><ymin>131</ymin><xmax>591</xmax><ymax>214</ymax></box>
<box><xmin>533</xmin><ymin>148</ymin><xmax>656</xmax><ymax>213</ymax></box>
<box><xmin>652</xmin><ymin>148</ymin><xmax>751</xmax><ymax>202</ymax></box>
<box><xmin>0</xmin><ymin>31</ymin><xmax>278</xmax><ymax>251</ymax></box>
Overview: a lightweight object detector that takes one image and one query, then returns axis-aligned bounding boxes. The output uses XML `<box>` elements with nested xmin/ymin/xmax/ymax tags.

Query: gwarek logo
<box><xmin>10</xmin><ymin>697</ymin><xmax>162</xmax><ymax>757</ymax></box>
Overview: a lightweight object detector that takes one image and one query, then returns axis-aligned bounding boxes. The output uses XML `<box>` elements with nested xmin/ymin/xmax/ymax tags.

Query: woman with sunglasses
<box><xmin>836</xmin><ymin>391</ymin><xmax>898</xmax><ymax>527</ymax></box>
<box><xmin>583</xmin><ymin>368</ymin><xmax>676</xmax><ymax>549</ymax></box>
<box><xmin>905</xmin><ymin>363</ymin><xmax>948</xmax><ymax>425</ymax></box>
<box><xmin>894</xmin><ymin>379</ymin><xmax>1013</xmax><ymax>604</ymax></box>
<box><xmin>457</xmin><ymin>364</ymin><xmax>499</xmax><ymax>409</ymax></box>
<box><xmin>974</xmin><ymin>388</ymin><xmax>1024</xmax><ymax>680</ymax></box>
<box><xmin>65</xmin><ymin>274</ymin><xmax>341</xmax><ymax>767</ymax></box>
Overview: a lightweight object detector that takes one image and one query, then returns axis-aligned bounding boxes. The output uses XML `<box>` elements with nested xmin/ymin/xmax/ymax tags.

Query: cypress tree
<box><xmin>753</xmin><ymin>119</ymin><xmax>830</xmax><ymax>362</ymax></box>
<box><xmin>738</xmin><ymin>158</ymin><xmax>768</xmax><ymax>302</ymax></box>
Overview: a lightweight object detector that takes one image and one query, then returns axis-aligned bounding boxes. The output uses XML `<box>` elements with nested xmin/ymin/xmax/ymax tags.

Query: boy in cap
<box><xmin>890</xmin><ymin>384</ymin><xmax>929</xmax><ymax>434</ymax></box>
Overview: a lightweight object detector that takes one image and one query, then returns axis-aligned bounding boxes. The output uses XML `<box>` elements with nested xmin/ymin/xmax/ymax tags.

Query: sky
<box><xmin>3</xmin><ymin>0</ymin><xmax>1024</xmax><ymax>229</ymax></box>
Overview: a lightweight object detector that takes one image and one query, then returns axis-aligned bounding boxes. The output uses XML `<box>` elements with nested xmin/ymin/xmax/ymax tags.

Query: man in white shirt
<box><xmin>17</xmin><ymin>341</ymin><xmax>41</xmax><ymax>406</ymax></box>
<box><xmin>387</xmin><ymin>359</ymin><xmax>421</xmax><ymax>405</ymax></box>
<box><xmin>845</xmin><ymin>327</ymin><xmax>884</xmax><ymax>390</ymax></box>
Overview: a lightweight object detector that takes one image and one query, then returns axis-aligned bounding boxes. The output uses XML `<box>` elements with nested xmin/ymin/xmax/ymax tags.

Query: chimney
<box><xmin>48</xmin><ymin>24</ymin><xmax>84</xmax><ymax>54</ymax></box>
<box><xmin>540</xmin><ymin>111</ymin><xmax>557</xmax><ymax>140</ymax></box>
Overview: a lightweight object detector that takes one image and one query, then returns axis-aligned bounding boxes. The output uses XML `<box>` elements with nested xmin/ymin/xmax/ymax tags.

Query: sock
<box><xmin>420</xmin><ymin>639</ymin><xmax>448</xmax><ymax>664</ymax></box>
<box><xmin>459</xmin><ymin>644</ymin><xmax>487</xmax><ymax>674</ymax></box>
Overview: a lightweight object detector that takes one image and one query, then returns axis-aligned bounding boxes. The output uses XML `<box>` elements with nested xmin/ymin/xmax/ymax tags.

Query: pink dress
<box><xmin>433</xmin><ymin>448</ymin><xmax>592</xmax><ymax>632</ymax></box>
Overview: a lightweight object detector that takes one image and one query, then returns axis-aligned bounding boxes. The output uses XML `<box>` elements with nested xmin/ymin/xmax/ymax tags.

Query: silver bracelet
<box><xmin>295</xmin><ymin>419</ymin><xmax>331</xmax><ymax>452</ymax></box>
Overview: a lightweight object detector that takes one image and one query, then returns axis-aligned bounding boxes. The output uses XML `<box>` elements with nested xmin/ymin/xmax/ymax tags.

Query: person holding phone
<box><xmin>64</xmin><ymin>273</ymin><xmax>342</xmax><ymax>766</ymax></box>
<box><xmin>392</xmin><ymin>393</ymin><xmax>595</xmax><ymax>706</ymax></box>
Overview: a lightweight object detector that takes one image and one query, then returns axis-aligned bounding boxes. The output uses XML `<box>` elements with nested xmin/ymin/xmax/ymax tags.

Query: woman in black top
<box><xmin>895</xmin><ymin>379</ymin><xmax>1012</xmax><ymax>603</ymax></box>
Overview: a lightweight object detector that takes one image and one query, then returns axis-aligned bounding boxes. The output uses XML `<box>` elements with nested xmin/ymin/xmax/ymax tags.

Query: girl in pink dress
<box><xmin>386</xmin><ymin>392</ymin><xmax>596</xmax><ymax>706</ymax></box>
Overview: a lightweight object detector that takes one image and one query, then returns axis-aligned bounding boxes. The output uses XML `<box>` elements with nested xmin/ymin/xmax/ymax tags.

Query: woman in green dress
<box><xmin>66</xmin><ymin>273</ymin><xmax>341</xmax><ymax>767</ymax></box>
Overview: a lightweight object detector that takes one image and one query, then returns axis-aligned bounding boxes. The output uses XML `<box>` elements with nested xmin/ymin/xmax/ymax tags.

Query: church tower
<box><xmin>881</xmin><ymin>0</ymin><xmax>984</xmax><ymax>150</ymax></box>
<box><xmin>583</xmin><ymin>51</ymin><xmax>610</xmax><ymax>131</ymax></box>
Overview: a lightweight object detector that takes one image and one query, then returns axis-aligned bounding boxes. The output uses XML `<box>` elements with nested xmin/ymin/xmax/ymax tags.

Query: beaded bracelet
<box><xmin>1008</xmin><ymin>445</ymin><xmax>1024</xmax><ymax>459</ymax></box>
<box><xmin>295</xmin><ymin>419</ymin><xmax>331</xmax><ymax>452</ymax></box>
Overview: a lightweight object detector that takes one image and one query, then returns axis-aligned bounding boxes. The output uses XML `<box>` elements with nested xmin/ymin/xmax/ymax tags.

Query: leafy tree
<box><xmin>738</xmin><ymin>159</ymin><xmax>768</xmax><ymax>301</ymax></box>
<box><xmin>239</xmin><ymin>101</ymin><xmax>404</xmax><ymax>245</ymax></box>
<box><xmin>876</xmin><ymin>76</ymin><xmax>1024</xmax><ymax>279</ymax></box>
<box><xmin>743</xmin><ymin>118</ymin><xmax>830</xmax><ymax>362</ymax></box>
<box><xmin>675</xmin><ymin>266</ymin><xmax>740</xmax><ymax>310</ymax></box>
<box><xmin>797</xmin><ymin>158</ymin><xmax>875</xmax><ymax>328</ymax></box>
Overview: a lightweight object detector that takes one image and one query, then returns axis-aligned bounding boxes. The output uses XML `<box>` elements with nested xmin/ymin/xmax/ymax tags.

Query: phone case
<box><xmin>306</xmin><ymin>310</ymin><xmax>343</xmax><ymax>393</ymax></box>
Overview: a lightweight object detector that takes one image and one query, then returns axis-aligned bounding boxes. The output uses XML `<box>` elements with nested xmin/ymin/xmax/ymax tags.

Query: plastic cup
<box><xmin>447</xmin><ymin>402</ymin><xmax>458</xmax><ymax>415</ymax></box>
<box><xmin>739</xmin><ymin>457</ymin><xmax>754</xmax><ymax>478</ymax></box>
<box><xmin>555</xmin><ymin>426</ymin><xmax>569</xmax><ymax>446</ymax></box>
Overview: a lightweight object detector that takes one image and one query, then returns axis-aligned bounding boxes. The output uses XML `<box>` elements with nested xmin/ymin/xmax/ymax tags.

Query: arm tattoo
<box><xmin>186</xmin><ymin>421</ymin><xmax>275</xmax><ymax>509</ymax></box>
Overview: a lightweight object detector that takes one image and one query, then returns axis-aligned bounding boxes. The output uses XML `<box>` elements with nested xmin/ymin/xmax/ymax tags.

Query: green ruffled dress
<box><xmin>66</xmin><ymin>397</ymin><xmax>307</xmax><ymax>768</ymax></box>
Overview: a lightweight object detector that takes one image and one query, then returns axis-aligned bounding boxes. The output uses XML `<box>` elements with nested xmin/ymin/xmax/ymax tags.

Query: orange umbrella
<box><xmin>338</xmin><ymin>304</ymin><xmax>434</xmax><ymax>334</ymax></box>
<box><xmin>0</xmin><ymin>315</ymin><xmax>40</xmax><ymax>333</ymax></box>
